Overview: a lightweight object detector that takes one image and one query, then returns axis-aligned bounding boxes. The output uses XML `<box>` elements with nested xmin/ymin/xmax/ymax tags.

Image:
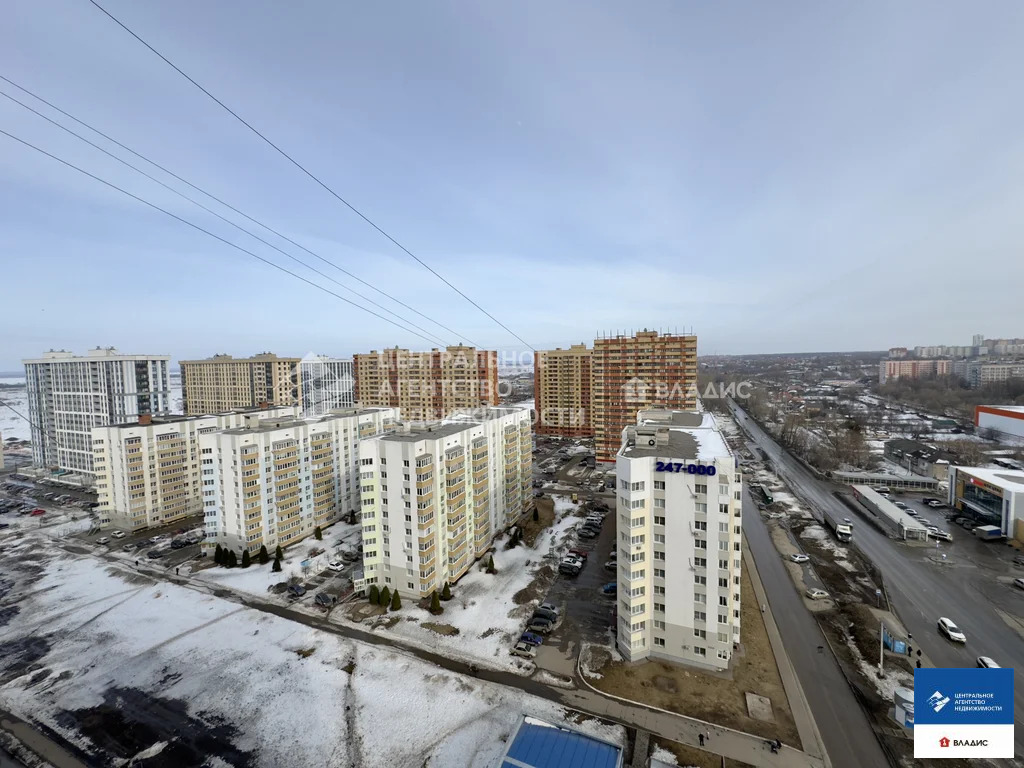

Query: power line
<box><xmin>0</xmin><ymin>86</ymin><xmax>448</xmax><ymax>349</ymax></box>
<box><xmin>0</xmin><ymin>74</ymin><xmax>464</xmax><ymax>348</ymax></box>
<box><xmin>0</xmin><ymin>128</ymin><xmax>445</xmax><ymax>347</ymax></box>
<box><xmin>87</xmin><ymin>0</ymin><xmax>536</xmax><ymax>352</ymax></box>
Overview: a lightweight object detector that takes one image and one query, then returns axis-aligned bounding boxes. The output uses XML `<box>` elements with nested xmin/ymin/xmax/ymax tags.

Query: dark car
<box><xmin>146</xmin><ymin>549</ymin><xmax>165</xmax><ymax>559</ymax></box>
<box><xmin>314</xmin><ymin>592</ymin><xmax>336</xmax><ymax>607</ymax></box>
<box><xmin>533</xmin><ymin>607</ymin><xmax>558</xmax><ymax>623</ymax></box>
<box><xmin>519</xmin><ymin>631</ymin><xmax>544</xmax><ymax>646</ymax></box>
<box><xmin>526</xmin><ymin>618</ymin><xmax>553</xmax><ymax>634</ymax></box>
<box><xmin>287</xmin><ymin>584</ymin><xmax>307</xmax><ymax>598</ymax></box>
<box><xmin>601</xmin><ymin>582</ymin><xmax>617</xmax><ymax>595</ymax></box>
<box><xmin>578</xmin><ymin>528</ymin><xmax>598</xmax><ymax>539</ymax></box>
<box><xmin>559</xmin><ymin>563</ymin><xmax>581</xmax><ymax>576</ymax></box>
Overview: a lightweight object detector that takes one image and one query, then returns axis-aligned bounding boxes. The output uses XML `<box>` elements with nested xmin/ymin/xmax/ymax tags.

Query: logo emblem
<box><xmin>939</xmin><ymin>737</ymin><xmax>950</xmax><ymax>748</ymax></box>
<box><xmin>928</xmin><ymin>690</ymin><xmax>950</xmax><ymax>713</ymax></box>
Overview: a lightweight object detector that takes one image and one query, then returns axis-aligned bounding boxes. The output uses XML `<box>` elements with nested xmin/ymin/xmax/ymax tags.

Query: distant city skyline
<box><xmin>3</xmin><ymin>1</ymin><xmax>1024</xmax><ymax>369</ymax></box>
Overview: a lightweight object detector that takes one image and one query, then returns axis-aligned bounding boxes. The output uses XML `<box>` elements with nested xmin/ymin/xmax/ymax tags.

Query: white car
<box><xmin>789</xmin><ymin>554</ymin><xmax>810</xmax><ymax>564</ymax></box>
<box><xmin>96</xmin><ymin>536</ymin><xmax>110</xmax><ymax>545</ymax></box>
<box><xmin>327</xmin><ymin>561</ymin><xmax>345</xmax><ymax>572</ymax></box>
<box><xmin>938</xmin><ymin>617</ymin><xmax>966</xmax><ymax>643</ymax></box>
<box><xmin>977</xmin><ymin>656</ymin><xmax>1000</xmax><ymax>668</ymax></box>
<box><xmin>929</xmin><ymin>530</ymin><xmax>953</xmax><ymax>542</ymax></box>
<box><xmin>510</xmin><ymin>641</ymin><xmax>537</xmax><ymax>659</ymax></box>
<box><xmin>893</xmin><ymin>501</ymin><xmax>907</xmax><ymax>509</ymax></box>
<box><xmin>110</xmin><ymin>530</ymin><xmax>126</xmax><ymax>539</ymax></box>
<box><xmin>538</xmin><ymin>602</ymin><xmax>560</xmax><ymax>616</ymax></box>
<box><xmin>805</xmin><ymin>588</ymin><xmax>829</xmax><ymax>600</ymax></box>
<box><xmin>1013</xmin><ymin>578</ymin><xmax>1024</xmax><ymax>591</ymax></box>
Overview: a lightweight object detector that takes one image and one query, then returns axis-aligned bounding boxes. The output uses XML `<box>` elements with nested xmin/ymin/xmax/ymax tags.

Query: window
<box><xmin>694</xmin><ymin>540</ymin><xmax>706</xmax><ymax>550</ymax></box>
<box><xmin>654</xmin><ymin>515</ymin><xmax>665</xmax><ymax>525</ymax></box>
<box><xmin>403</xmin><ymin>460</ymin><xmax>410</xmax><ymax>467</ymax></box>
<box><xmin>654</xmin><ymin>480</ymin><xmax>665</xmax><ymax>490</ymax></box>
<box><xmin>653</xmin><ymin>619</ymin><xmax>665</xmax><ymax>629</ymax></box>
<box><xmin>694</xmin><ymin>520</ymin><xmax>706</xmax><ymax>531</ymax></box>
<box><xmin>718</xmin><ymin>649</ymin><xmax>729</xmax><ymax>660</ymax></box>
<box><xmin>720</xmin><ymin>503</ymin><xmax>729</xmax><ymax>515</ymax></box>
<box><xmin>653</xmin><ymin>602</ymin><xmax>664</xmax><ymax>612</ymax></box>
<box><xmin>630</xmin><ymin>586</ymin><xmax>645</xmax><ymax>597</ymax></box>
<box><xmin>630</xmin><ymin>603</ymin><xmax>646</xmax><ymax>615</ymax></box>
<box><xmin>654</xmin><ymin>568</ymin><xmax>665</xmax><ymax>578</ymax></box>
<box><xmin>631</xmin><ymin>481</ymin><xmax>645</xmax><ymax>491</ymax></box>
<box><xmin>694</xmin><ymin>557</ymin><xmax>706</xmax><ymax>568</ymax></box>
<box><xmin>630</xmin><ymin>534</ymin><xmax>645</xmax><ymax>545</ymax></box>
<box><xmin>654</xmin><ymin>585</ymin><xmax>665</xmax><ymax>595</ymax></box>
<box><xmin>718</xmin><ymin>541</ymin><xmax>729</xmax><ymax>551</ymax></box>
<box><xmin>695</xmin><ymin>502</ymin><xmax>707</xmax><ymax>513</ymax></box>
<box><xmin>718</xmin><ymin>632</ymin><xmax>729</xmax><ymax>643</ymax></box>
<box><xmin>654</xmin><ymin>637</ymin><xmax>665</xmax><ymax>647</ymax></box>
<box><xmin>719</xmin><ymin>522</ymin><xmax>729</xmax><ymax>533</ymax></box>
<box><xmin>653</xmin><ymin>534</ymin><xmax>665</xmax><ymax>544</ymax></box>
<box><xmin>695</xmin><ymin>484</ymin><xmax>707</xmax><ymax>494</ymax></box>
<box><xmin>693</xmin><ymin>628</ymin><xmax>706</xmax><ymax>639</ymax></box>
<box><xmin>654</xmin><ymin>551</ymin><xmax>665</xmax><ymax>560</ymax></box>
<box><xmin>694</xmin><ymin>592</ymin><xmax>705</xmax><ymax>604</ymax></box>
<box><xmin>654</xmin><ymin>498</ymin><xmax>665</xmax><ymax>509</ymax></box>
<box><xmin>734</xmin><ymin>542</ymin><xmax>741</xmax><ymax>551</ymax></box>
<box><xmin>694</xmin><ymin>611</ymin><xmax>706</xmax><ymax>622</ymax></box>
<box><xmin>630</xmin><ymin>499</ymin><xmax>645</xmax><ymax>510</ymax></box>
<box><xmin>718</xmin><ymin>613</ymin><xmax>728</xmax><ymax>624</ymax></box>
<box><xmin>719</xmin><ymin>485</ymin><xmax>729</xmax><ymax>496</ymax></box>
<box><xmin>620</xmin><ymin>479</ymin><xmax>628</xmax><ymax>490</ymax></box>
<box><xmin>718</xmin><ymin>559</ymin><xmax>729</xmax><ymax>569</ymax></box>
<box><xmin>718</xmin><ymin>577</ymin><xmax>728</xmax><ymax>588</ymax></box>
<box><xmin>695</xmin><ymin>575</ymin><xmax>706</xmax><ymax>585</ymax></box>
<box><xmin>694</xmin><ymin>646</ymin><xmax>706</xmax><ymax>657</ymax></box>
<box><xmin>719</xmin><ymin>595</ymin><xmax>728</xmax><ymax>607</ymax></box>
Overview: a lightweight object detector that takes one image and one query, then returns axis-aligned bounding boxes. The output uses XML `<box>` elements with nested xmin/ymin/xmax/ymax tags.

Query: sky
<box><xmin>1</xmin><ymin>0</ymin><xmax>1023</xmax><ymax>370</ymax></box>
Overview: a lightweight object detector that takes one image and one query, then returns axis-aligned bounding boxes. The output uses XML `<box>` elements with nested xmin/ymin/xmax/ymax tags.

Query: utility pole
<box><xmin>879</xmin><ymin>621</ymin><xmax>885</xmax><ymax>676</ymax></box>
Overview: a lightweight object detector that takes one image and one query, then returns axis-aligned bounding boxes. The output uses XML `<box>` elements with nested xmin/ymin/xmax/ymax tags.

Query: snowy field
<box><xmin>0</xmin><ymin>378</ymin><xmax>30</xmax><ymax>443</ymax></box>
<box><xmin>0</xmin><ymin>525</ymin><xmax>623</xmax><ymax>767</ymax></box>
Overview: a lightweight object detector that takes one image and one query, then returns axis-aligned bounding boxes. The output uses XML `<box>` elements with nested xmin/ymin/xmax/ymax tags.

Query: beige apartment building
<box><xmin>180</xmin><ymin>353</ymin><xmax>301</xmax><ymax>414</ymax></box>
<box><xmin>534</xmin><ymin>344</ymin><xmax>593</xmax><ymax>438</ymax></box>
<box><xmin>354</xmin><ymin>345</ymin><xmax>499</xmax><ymax>420</ymax></box>
<box><xmin>92</xmin><ymin>406</ymin><xmax>299</xmax><ymax>532</ymax></box>
<box><xmin>592</xmin><ymin>331</ymin><xmax>698</xmax><ymax>463</ymax></box>
<box><xmin>878</xmin><ymin>358</ymin><xmax>952</xmax><ymax>385</ymax></box>
<box><xmin>357</xmin><ymin>406</ymin><xmax>532</xmax><ymax>599</ymax></box>
<box><xmin>201</xmin><ymin>407</ymin><xmax>398</xmax><ymax>555</ymax></box>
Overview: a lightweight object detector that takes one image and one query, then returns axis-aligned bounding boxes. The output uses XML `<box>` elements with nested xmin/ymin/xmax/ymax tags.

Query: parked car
<box><xmin>526</xmin><ymin>618</ymin><xmax>553</xmax><ymax>634</ymax></box>
<box><xmin>893</xmin><ymin>501</ymin><xmax>907</xmax><ymax>509</ymax></box>
<box><xmin>567</xmin><ymin>549</ymin><xmax>588</xmax><ymax>561</ymax></box>
<box><xmin>937</xmin><ymin>617</ymin><xmax>966</xmax><ymax>643</ymax></box>
<box><xmin>805</xmin><ymin>588</ymin><xmax>829</xmax><ymax>600</ymax></box>
<box><xmin>538</xmin><ymin>602</ymin><xmax>559</xmax><ymax>616</ymax></box>
<box><xmin>146</xmin><ymin>549</ymin><xmax>165</xmax><ymax>559</ymax></box>
<box><xmin>558</xmin><ymin>563</ymin><xmax>581</xmax><ymax>577</ymax></box>
<box><xmin>578</xmin><ymin>528</ymin><xmax>598</xmax><ymax>539</ymax></box>
<box><xmin>314</xmin><ymin>592</ymin><xmax>336</xmax><ymax>607</ymax></box>
<box><xmin>977</xmin><ymin>656</ymin><xmax>1000</xmax><ymax>668</ymax></box>
<box><xmin>1013</xmin><ymin>555</ymin><xmax>1024</xmax><ymax>567</ymax></box>
<box><xmin>532</xmin><ymin>607</ymin><xmax>558</xmax><ymax>623</ymax></box>
<box><xmin>110</xmin><ymin>530</ymin><xmax>126</xmax><ymax>539</ymax></box>
<box><xmin>604</xmin><ymin>560</ymin><xmax>617</xmax><ymax>571</ymax></box>
<box><xmin>929</xmin><ymin>530</ymin><xmax>953</xmax><ymax>542</ymax></box>
<box><xmin>601</xmin><ymin>582</ymin><xmax>617</xmax><ymax>595</ymax></box>
<box><xmin>1013</xmin><ymin>578</ymin><xmax>1024</xmax><ymax>591</ymax></box>
<box><xmin>327</xmin><ymin>561</ymin><xmax>345</xmax><ymax>572</ymax></box>
<box><xmin>519</xmin><ymin>632</ymin><xmax>544</xmax><ymax>647</ymax></box>
<box><xmin>287</xmin><ymin>584</ymin><xmax>307</xmax><ymax>598</ymax></box>
<box><xmin>123</xmin><ymin>543</ymin><xmax>137</xmax><ymax>552</ymax></box>
<box><xmin>510</xmin><ymin>641</ymin><xmax>536</xmax><ymax>659</ymax></box>
<box><xmin>29</xmin><ymin>509</ymin><xmax>45</xmax><ymax>516</ymax></box>
<box><xmin>789</xmin><ymin>554</ymin><xmax>810</xmax><ymax>563</ymax></box>
<box><xmin>97</xmin><ymin>536</ymin><xmax>110</xmax><ymax>545</ymax></box>
<box><xmin>171</xmin><ymin>538</ymin><xmax>189</xmax><ymax>549</ymax></box>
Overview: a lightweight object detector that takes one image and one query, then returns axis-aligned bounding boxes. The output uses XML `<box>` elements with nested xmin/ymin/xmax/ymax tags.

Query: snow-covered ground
<box><xmin>352</xmin><ymin>499</ymin><xmax>584</xmax><ymax>672</ymax></box>
<box><xmin>0</xmin><ymin>379</ymin><xmax>30</xmax><ymax>443</ymax></box>
<box><xmin>0</xmin><ymin>525</ymin><xmax>623</xmax><ymax>767</ymax></box>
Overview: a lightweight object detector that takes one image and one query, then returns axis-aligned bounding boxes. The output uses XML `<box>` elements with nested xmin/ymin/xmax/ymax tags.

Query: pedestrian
<box><xmin>704</xmin><ymin>730</ymin><xmax>710</xmax><ymax>745</ymax></box>
<box><xmin>761</xmin><ymin>604</ymin><xmax>766</xmax><ymax>613</ymax></box>
<box><xmin>175</xmin><ymin>567</ymin><xmax>179</xmax><ymax>575</ymax></box>
<box><xmin>817</xmin><ymin>645</ymin><xmax>824</xmax><ymax>653</ymax></box>
<box><xmin>135</xmin><ymin>559</ymin><xmax>139</xmax><ymax>567</ymax></box>
<box><xmin>698</xmin><ymin>733</ymin><xmax>705</xmax><ymax>747</ymax></box>
<box><xmin>916</xmin><ymin>660</ymin><xmax>921</xmax><ymax>668</ymax></box>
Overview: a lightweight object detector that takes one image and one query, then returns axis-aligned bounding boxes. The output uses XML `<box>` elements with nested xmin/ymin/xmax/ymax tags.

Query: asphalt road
<box><xmin>730</xmin><ymin>401</ymin><xmax>1024</xmax><ymax>759</ymax></box>
<box><xmin>742</xmin><ymin>487</ymin><xmax>889</xmax><ymax>768</ymax></box>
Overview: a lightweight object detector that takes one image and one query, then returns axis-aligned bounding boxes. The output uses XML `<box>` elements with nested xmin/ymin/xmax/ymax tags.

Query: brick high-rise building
<box><xmin>592</xmin><ymin>331</ymin><xmax>698</xmax><ymax>463</ymax></box>
<box><xmin>534</xmin><ymin>344</ymin><xmax>593</xmax><ymax>437</ymax></box>
<box><xmin>180</xmin><ymin>353</ymin><xmax>300</xmax><ymax>414</ymax></box>
<box><xmin>354</xmin><ymin>345</ymin><xmax>498</xmax><ymax>420</ymax></box>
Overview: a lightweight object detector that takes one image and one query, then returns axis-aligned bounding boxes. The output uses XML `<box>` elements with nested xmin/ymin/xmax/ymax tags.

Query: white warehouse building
<box><xmin>616</xmin><ymin>409</ymin><xmax>743</xmax><ymax>671</ymax></box>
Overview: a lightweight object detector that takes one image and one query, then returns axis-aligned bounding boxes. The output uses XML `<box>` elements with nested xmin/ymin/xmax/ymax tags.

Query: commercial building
<box><xmin>975</xmin><ymin>405</ymin><xmax>1024</xmax><ymax>441</ymax></box>
<box><xmin>300</xmin><ymin>355</ymin><xmax>355</xmax><ymax>416</ymax></box>
<box><xmin>850</xmin><ymin>486</ymin><xmax>929</xmax><ymax>540</ymax></box>
<box><xmin>201</xmin><ymin>407</ymin><xmax>399</xmax><ymax>555</ymax></box>
<box><xmin>878</xmin><ymin>359</ymin><xmax>952</xmax><ymax>385</ymax></box>
<box><xmin>92</xmin><ymin>406</ymin><xmax>299</xmax><ymax>531</ymax></box>
<box><xmin>496</xmin><ymin>715</ymin><xmax>623</xmax><ymax>768</ymax></box>
<box><xmin>24</xmin><ymin>348</ymin><xmax>171</xmax><ymax>482</ymax></box>
<box><xmin>882</xmin><ymin>439</ymin><xmax>956</xmax><ymax>481</ymax></box>
<box><xmin>534</xmin><ymin>344</ymin><xmax>593</xmax><ymax>437</ymax></box>
<box><xmin>833</xmin><ymin>470</ymin><xmax>938</xmax><ymax>491</ymax></box>
<box><xmin>354</xmin><ymin>346</ymin><xmax>498</xmax><ymax>420</ymax></box>
<box><xmin>947</xmin><ymin>467</ymin><xmax>1024</xmax><ymax>542</ymax></box>
<box><xmin>180</xmin><ymin>353</ymin><xmax>300</xmax><ymax>414</ymax></box>
<box><xmin>357</xmin><ymin>406</ymin><xmax>532</xmax><ymax>599</ymax></box>
<box><xmin>615</xmin><ymin>409</ymin><xmax>742</xmax><ymax>671</ymax></box>
<box><xmin>593</xmin><ymin>331</ymin><xmax>698</xmax><ymax>463</ymax></box>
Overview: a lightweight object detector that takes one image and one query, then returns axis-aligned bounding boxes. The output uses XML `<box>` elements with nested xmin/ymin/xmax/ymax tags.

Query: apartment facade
<box><xmin>92</xmin><ymin>406</ymin><xmax>299</xmax><ymax>531</ymax></box>
<box><xmin>878</xmin><ymin>358</ymin><xmax>952</xmax><ymax>384</ymax></box>
<box><xmin>354</xmin><ymin>346</ymin><xmax>499</xmax><ymax>420</ymax></box>
<box><xmin>592</xmin><ymin>331</ymin><xmax>698</xmax><ymax>463</ymax></box>
<box><xmin>300</xmin><ymin>355</ymin><xmax>355</xmax><ymax>416</ymax></box>
<box><xmin>24</xmin><ymin>348</ymin><xmax>171</xmax><ymax>481</ymax></box>
<box><xmin>615</xmin><ymin>410</ymin><xmax>742</xmax><ymax>671</ymax></box>
<box><xmin>357</xmin><ymin>406</ymin><xmax>532</xmax><ymax>599</ymax></box>
<box><xmin>180</xmin><ymin>353</ymin><xmax>300</xmax><ymax>414</ymax></box>
<box><xmin>964</xmin><ymin>361</ymin><xmax>1024</xmax><ymax>389</ymax></box>
<box><xmin>200</xmin><ymin>407</ymin><xmax>398</xmax><ymax>555</ymax></box>
<box><xmin>534</xmin><ymin>344</ymin><xmax>593</xmax><ymax>438</ymax></box>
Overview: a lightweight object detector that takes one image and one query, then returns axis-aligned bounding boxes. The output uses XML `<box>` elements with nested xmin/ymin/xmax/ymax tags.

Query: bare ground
<box><xmin>588</xmin><ymin>569</ymin><xmax>801</xmax><ymax>747</ymax></box>
<box><xmin>651</xmin><ymin>737</ymin><xmax>755</xmax><ymax>768</ymax></box>
<box><xmin>521</xmin><ymin>496</ymin><xmax>555</xmax><ymax>548</ymax></box>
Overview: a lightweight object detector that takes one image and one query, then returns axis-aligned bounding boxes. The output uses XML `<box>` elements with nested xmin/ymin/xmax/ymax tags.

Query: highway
<box><xmin>743</xmin><ymin>486</ymin><xmax>889</xmax><ymax>768</ymax></box>
<box><xmin>729</xmin><ymin>401</ymin><xmax>1024</xmax><ymax>759</ymax></box>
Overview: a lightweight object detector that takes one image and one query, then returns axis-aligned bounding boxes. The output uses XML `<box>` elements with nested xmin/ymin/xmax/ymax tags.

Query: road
<box><xmin>742</xmin><ymin>485</ymin><xmax>889</xmax><ymax>768</ymax></box>
<box><xmin>730</xmin><ymin>401</ymin><xmax>1024</xmax><ymax>759</ymax></box>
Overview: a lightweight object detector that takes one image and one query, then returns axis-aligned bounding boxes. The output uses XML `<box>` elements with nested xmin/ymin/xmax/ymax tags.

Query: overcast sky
<box><xmin>1</xmin><ymin>1</ymin><xmax>1023</xmax><ymax>370</ymax></box>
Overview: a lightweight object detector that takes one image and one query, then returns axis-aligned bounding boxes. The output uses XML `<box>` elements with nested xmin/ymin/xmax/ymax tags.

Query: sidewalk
<box><xmin>743</xmin><ymin>545</ymin><xmax>830</xmax><ymax>765</ymax></box>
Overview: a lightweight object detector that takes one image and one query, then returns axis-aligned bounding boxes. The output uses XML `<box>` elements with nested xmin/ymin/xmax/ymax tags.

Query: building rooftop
<box><xmin>23</xmin><ymin>348</ymin><xmax>170</xmax><ymax>364</ymax></box>
<box><xmin>619</xmin><ymin>410</ymin><xmax>732</xmax><ymax>462</ymax></box>
<box><xmin>104</xmin><ymin>405</ymin><xmax>299</xmax><ymax>429</ymax></box>
<box><xmin>218</xmin><ymin>408</ymin><xmax>390</xmax><ymax>435</ymax></box>
<box><xmin>497</xmin><ymin>716</ymin><xmax>622</xmax><ymax>768</ymax></box>
<box><xmin>979</xmin><ymin>404</ymin><xmax>1024</xmax><ymax>414</ymax></box>
<box><xmin>377</xmin><ymin>422</ymin><xmax>472</xmax><ymax>442</ymax></box>
<box><xmin>953</xmin><ymin>466</ymin><xmax>1024</xmax><ymax>490</ymax></box>
<box><xmin>853</xmin><ymin>486</ymin><xmax>930</xmax><ymax>533</ymax></box>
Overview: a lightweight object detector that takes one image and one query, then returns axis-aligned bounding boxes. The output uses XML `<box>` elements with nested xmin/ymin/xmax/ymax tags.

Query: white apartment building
<box><xmin>92</xmin><ymin>406</ymin><xmax>299</xmax><ymax>531</ymax></box>
<box><xmin>357</xmin><ymin>406</ymin><xmax>532</xmax><ymax>599</ymax></box>
<box><xmin>201</xmin><ymin>407</ymin><xmax>398</xmax><ymax>555</ymax></box>
<box><xmin>24</xmin><ymin>348</ymin><xmax>171</xmax><ymax>482</ymax></box>
<box><xmin>299</xmin><ymin>355</ymin><xmax>355</xmax><ymax>416</ymax></box>
<box><xmin>616</xmin><ymin>409</ymin><xmax>742</xmax><ymax>671</ymax></box>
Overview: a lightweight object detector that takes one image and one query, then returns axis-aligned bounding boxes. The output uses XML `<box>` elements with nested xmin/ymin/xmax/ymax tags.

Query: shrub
<box><xmin>275</xmin><ymin>545</ymin><xmax>284</xmax><ymax>561</ymax></box>
<box><xmin>533</xmin><ymin>508</ymin><xmax>539</xmax><ymax>522</ymax></box>
<box><xmin>314</xmin><ymin>526</ymin><xmax>323</xmax><ymax>541</ymax></box>
<box><xmin>429</xmin><ymin>591</ymin><xmax>443</xmax><ymax>615</ymax></box>
<box><xmin>441</xmin><ymin>582</ymin><xmax>452</xmax><ymax>601</ymax></box>
<box><xmin>214</xmin><ymin>544</ymin><xmax>224</xmax><ymax>565</ymax></box>
<box><xmin>227</xmin><ymin>550</ymin><xmax>238</xmax><ymax>568</ymax></box>
<box><xmin>486</xmin><ymin>555</ymin><xmax>496</xmax><ymax>574</ymax></box>
<box><xmin>390</xmin><ymin>590</ymin><xmax>402</xmax><ymax>611</ymax></box>
<box><xmin>272</xmin><ymin>557</ymin><xmax>282</xmax><ymax>573</ymax></box>
<box><xmin>379</xmin><ymin>586</ymin><xmax>391</xmax><ymax>607</ymax></box>
<box><xmin>369</xmin><ymin>584</ymin><xmax>380</xmax><ymax>604</ymax></box>
<box><xmin>241</xmin><ymin>550</ymin><xmax>251</xmax><ymax>568</ymax></box>
<box><xmin>258</xmin><ymin>545</ymin><xmax>269</xmax><ymax>565</ymax></box>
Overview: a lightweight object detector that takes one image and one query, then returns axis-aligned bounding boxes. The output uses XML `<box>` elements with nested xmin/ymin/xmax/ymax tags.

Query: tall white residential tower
<box><xmin>299</xmin><ymin>355</ymin><xmax>355</xmax><ymax>416</ymax></box>
<box><xmin>615</xmin><ymin>409</ymin><xmax>742</xmax><ymax>670</ymax></box>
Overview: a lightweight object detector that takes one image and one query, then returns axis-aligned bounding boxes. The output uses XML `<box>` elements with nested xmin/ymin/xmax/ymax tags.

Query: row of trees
<box><xmin>369</xmin><ymin>581</ymin><xmax>455</xmax><ymax>614</ymax></box>
<box><xmin>214</xmin><ymin>543</ymin><xmax>286</xmax><ymax>571</ymax></box>
<box><xmin>879</xmin><ymin>375</ymin><xmax>1024</xmax><ymax>420</ymax></box>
